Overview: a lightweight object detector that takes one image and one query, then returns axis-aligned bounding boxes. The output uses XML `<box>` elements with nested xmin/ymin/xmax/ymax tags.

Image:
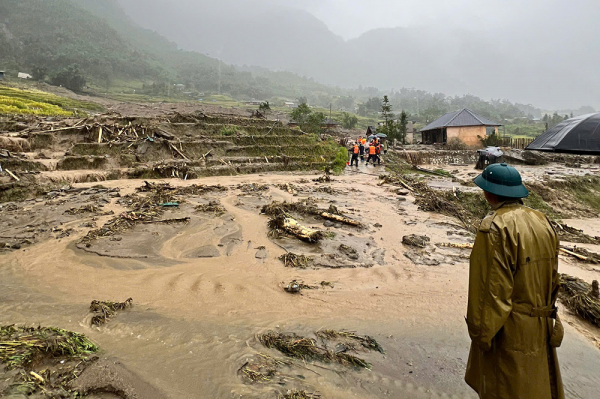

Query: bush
<box><xmin>50</xmin><ymin>64</ymin><xmax>86</xmax><ymax>92</ymax></box>
<box><xmin>331</xmin><ymin>146</ymin><xmax>349</xmax><ymax>174</ymax></box>
<box><xmin>446</xmin><ymin>137</ymin><xmax>467</xmax><ymax>150</ymax></box>
<box><xmin>479</xmin><ymin>133</ymin><xmax>501</xmax><ymax>147</ymax></box>
<box><xmin>219</xmin><ymin>126</ymin><xmax>240</xmax><ymax>136</ymax></box>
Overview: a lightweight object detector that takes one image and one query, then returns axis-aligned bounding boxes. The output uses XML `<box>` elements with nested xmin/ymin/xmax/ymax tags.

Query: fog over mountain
<box><xmin>117</xmin><ymin>0</ymin><xmax>600</xmax><ymax>110</ymax></box>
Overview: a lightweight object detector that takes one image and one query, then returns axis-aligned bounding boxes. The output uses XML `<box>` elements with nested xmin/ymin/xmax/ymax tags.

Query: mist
<box><xmin>117</xmin><ymin>0</ymin><xmax>600</xmax><ymax>110</ymax></box>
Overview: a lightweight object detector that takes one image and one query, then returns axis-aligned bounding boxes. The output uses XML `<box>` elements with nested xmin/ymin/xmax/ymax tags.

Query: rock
<box><xmin>402</xmin><ymin>234</ymin><xmax>430</xmax><ymax>248</ymax></box>
<box><xmin>334</xmin><ymin>223</ymin><xmax>342</xmax><ymax>229</ymax></box>
<box><xmin>398</xmin><ymin>197</ymin><xmax>407</xmax><ymax>202</ymax></box>
<box><xmin>374</xmin><ymin>223</ymin><xmax>382</xmax><ymax>228</ymax></box>
<box><xmin>397</xmin><ymin>190</ymin><xmax>409</xmax><ymax>196</ymax></box>
<box><xmin>323</xmin><ymin>220</ymin><xmax>335</xmax><ymax>227</ymax></box>
<box><xmin>255</xmin><ymin>247</ymin><xmax>269</xmax><ymax>259</ymax></box>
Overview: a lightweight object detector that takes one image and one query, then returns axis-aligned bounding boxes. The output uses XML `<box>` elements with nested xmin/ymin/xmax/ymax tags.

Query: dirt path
<box><xmin>1</xmin><ymin>165</ymin><xmax>600</xmax><ymax>398</ymax></box>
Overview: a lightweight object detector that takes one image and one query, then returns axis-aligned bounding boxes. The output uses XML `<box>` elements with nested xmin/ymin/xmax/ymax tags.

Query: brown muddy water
<box><xmin>2</xmin><ymin>163</ymin><xmax>600</xmax><ymax>398</ymax></box>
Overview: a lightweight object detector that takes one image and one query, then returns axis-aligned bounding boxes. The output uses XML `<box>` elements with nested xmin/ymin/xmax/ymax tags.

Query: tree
<box><xmin>398</xmin><ymin>110</ymin><xmax>408</xmax><ymax>144</ymax></box>
<box><xmin>379</xmin><ymin>95</ymin><xmax>399</xmax><ymax>141</ymax></box>
<box><xmin>31</xmin><ymin>66</ymin><xmax>47</xmax><ymax>82</ymax></box>
<box><xmin>296</xmin><ymin>96</ymin><xmax>308</xmax><ymax>106</ymax></box>
<box><xmin>290</xmin><ymin>102</ymin><xmax>311</xmax><ymax>124</ymax></box>
<box><xmin>259</xmin><ymin>101</ymin><xmax>271</xmax><ymax>115</ymax></box>
<box><xmin>50</xmin><ymin>64</ymin><xmax>86</xmax><ymax>92</ymax></box>
<box><xmin>341</xmin><ymin>112</ymin><xmax>358</xmax><ymax>129</ymax></box>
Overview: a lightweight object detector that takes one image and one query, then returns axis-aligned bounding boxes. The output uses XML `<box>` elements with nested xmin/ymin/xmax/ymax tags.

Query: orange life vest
<box><xmin>353</xmin><ymin>145</ymin><xmax>359</xmax><ymax>154</ymax></box>
<box><xmin>369</xmin><ymin>145</ymin><xmax>376</xmax><ymax>155</ymax></box>
<box><xmin>375</xmin><ymin>144</ymin><xmax>381</xmax><ymax>154</ymax></box>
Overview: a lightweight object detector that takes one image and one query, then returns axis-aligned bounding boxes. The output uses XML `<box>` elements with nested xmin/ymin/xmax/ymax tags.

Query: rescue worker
<box><xmin>359</xmin><ymin>139</ymin><xmax>365</xmax><ymax>162</ymax></box>
<box><xmin>365</xmin><ymin>141</ymin><xmax>377</xmax><ymax>165</ymax></box>
<box><xmin>349</xmin><ymin>142</ymin><xmax>360</xmax><ymax>167</ymax></box>
<box><xmin>466</xmin><ymin>163</ymin><xmax>564</xmax><ymax>399</ymax></box>
<box><xmin>374</xmin><ymin>139</ymin><xmax>382</xmax><ymax>165</ymax></box>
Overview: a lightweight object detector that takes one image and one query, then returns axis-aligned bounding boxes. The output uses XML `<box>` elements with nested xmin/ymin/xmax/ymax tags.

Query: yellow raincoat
<box><xmin>465</xmin><ymin>201</ymin><xmax>564</xmax><ymax>399</ymax></box>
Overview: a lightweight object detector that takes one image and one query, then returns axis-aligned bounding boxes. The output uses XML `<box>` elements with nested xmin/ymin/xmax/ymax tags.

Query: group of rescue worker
<box><xmin>348</xmin><ymin>136</ymin><xmax>386</xmax><ymax>167</ymax></box>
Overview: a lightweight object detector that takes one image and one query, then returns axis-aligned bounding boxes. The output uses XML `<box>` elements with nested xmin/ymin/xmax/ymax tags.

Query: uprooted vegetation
<box><xmin>560</xmin><ymin>274</ymin><xmax>600</xmax><ymax>327</ymax></box>
<box><xmin>279</xmin><ymin>253</ymin><xmax>314</xmax><ymax>269</ymax></box>
<box><xmin>258</xmin><ymin>330</ymin><xmax>382</xmax><ymax>370</ymax></box>
<box><xmin>90</xmin><ymin>298</ymin><xmax>133</xmax><ymax>326</ymax></box>
<box><xmin>0</xmin><ymin>325</ymin><xmax>98</xmax><ymax>397</ymax></box>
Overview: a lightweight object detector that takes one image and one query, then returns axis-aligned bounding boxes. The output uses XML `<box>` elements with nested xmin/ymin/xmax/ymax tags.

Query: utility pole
<box><xmin>218</xmin><ymin>59</ymin><xmax>222</xmax><ymax>95</ymax></box>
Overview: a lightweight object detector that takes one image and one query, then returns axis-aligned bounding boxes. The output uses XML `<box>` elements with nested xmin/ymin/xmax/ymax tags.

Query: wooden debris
<box><xmin>89</xmin><ymin>298</ymin><xmax>133</xmax><ymax>326</ymax></box>
<box><xmin>439</xmin><ymin>242</ymin><xmax>474</xmax><ymax>249</ymax></box>
<box><xmin>321</xmin><ymin>212</ymin><xmax>360</xmax><ymax>226</ymax></box>
<box><xmin>5</xmin><ymin>169</ymin><xmax>20</xmax><ymax>181</ymax></box>
<box><xmin>560</xmin><ymin>274</ymin><xmax>600</xmax><ymax>327</ymax></box>
<box><xmin>560</xmin><ymin>247</ymin><xmax>588</xmax><ymax>261</ymax></box>
<box><xmin>268</xmin><ymin>216</ymin><xmax>324</xmax><ymax>243</ymax></box>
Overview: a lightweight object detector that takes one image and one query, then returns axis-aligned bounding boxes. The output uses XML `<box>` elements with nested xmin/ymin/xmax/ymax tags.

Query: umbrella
<box><xmin>376</xmin><ymin>133</ymin><xmax>388</xmax><ymax>138</ymax></box>
<box><xmin>527</xmin><ymin>113</ymin><xmax>600</xmax><ymax>155</ymax></box>
<box><xmin>368</xmin><ymin>135</ymin><xmax>378</xmax><ymax>140</ymax></box>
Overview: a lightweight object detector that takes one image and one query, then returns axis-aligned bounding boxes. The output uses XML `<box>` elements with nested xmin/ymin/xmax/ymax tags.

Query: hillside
<box><xmin>0</xmin><ymin>0</ymin><xmax>341</xmax><ymax>101</ymax></box>
<box><xmin>116</xmin><ymin>0</ymin><xmax>600</xmax><ymax>110</ymax></box>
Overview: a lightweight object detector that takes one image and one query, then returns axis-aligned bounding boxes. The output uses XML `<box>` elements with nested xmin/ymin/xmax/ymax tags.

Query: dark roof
<box><xmin>420</xmin><ymin>109</ymin><xmax>502</xmax><ymax>132</ymax></box>
<box><xmin>526</xmin><ymin>113</ymin><xmax>600</xmax><ymax>155</ymax></box>
<box><xmin>366</xmin><ymin>126</ymin><xmax>377</xmax><ymax>134</ymax></box>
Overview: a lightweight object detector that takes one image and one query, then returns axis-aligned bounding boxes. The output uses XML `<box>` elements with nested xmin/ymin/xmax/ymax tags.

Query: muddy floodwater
<box><xmin>2</xmin><ymin>165</ymin><xmax>600</xmax><ymax>398</ymax></box>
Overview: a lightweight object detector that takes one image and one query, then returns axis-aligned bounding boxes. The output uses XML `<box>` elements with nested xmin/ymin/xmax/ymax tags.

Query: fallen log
<box><xmin>97</xmin><ymin>126</ymin><xmax>103</xmax><ymax>143</ymax></box>
<box><xmin>321</xmin><ymin>212</ymin><xmax>360</xmax><ymax>227</ymax></box>
<box><xmin>560</xmin><ymin>247</ymin><xmax>588</xmax><ymax>261</ymax></box>
<box><xmin>269</xmin><ymin>216</ymin><xmax>324</xmax><ymax>243</ymax></box>
<box><xmin>169</xmin><ymin>142</ymin><xmax>190</xmax><ymax>160</ymax></box>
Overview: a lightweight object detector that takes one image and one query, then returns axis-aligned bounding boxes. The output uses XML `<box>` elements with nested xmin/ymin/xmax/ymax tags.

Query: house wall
<box><xmin>446</xmin><ymin>126</ymin><xmax>486</xmax><ymax>146</ymax></box>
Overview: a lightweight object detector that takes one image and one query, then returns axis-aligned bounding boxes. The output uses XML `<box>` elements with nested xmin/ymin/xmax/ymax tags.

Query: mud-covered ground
<box><xmin>1</xmin><ymin>159</ymin><xmax>600</xmax><ymax>398</ymax></box>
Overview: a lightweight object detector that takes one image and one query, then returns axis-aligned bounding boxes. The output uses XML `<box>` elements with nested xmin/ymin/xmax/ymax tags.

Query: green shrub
<box><xmin>331</xmin><ymin>146</ymin><xmax>349</xmax><ymax>174</ymax></box>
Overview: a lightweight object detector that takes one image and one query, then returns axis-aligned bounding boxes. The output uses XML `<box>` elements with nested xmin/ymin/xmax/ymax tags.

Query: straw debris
<box><xmin>90</xmin><ymin>298</ymin><xmax>133</xmax><ymax>326</ymax></box>
<box><xmin>280</xmin><ymin>389</ymin><xmax>321</xmax><ymax>399</ymax></box>
<box><xmin>315</xmin><ymin>330</ymin><xmax>385</xmax><ymax>354</ymax></box>
<box><xmin>279</xmin><ymin>253</ymin><xmax>314</xmax><ymax>269</ymax></box>
<box><xmin>258</xmin><ymin>331</ymin><xmax>373</xmax><ymax>369</ymax></box>
<box><xmin>196</xmin><ymin>200</ymin><xmax>226</xmax><ymax>216</ymax></box>
<box><xmin>560</xmin><ymin>274</ymin><xmax>600</xmax><ymax>327</ymax></box>
<box><xmin>239</xmin><ymin>353</ymin><xmax>293</xmax><ymax>384</ymax></box>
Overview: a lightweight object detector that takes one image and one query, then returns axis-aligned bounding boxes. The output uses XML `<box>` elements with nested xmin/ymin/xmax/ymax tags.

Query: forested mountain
<box><xmin>116</xmin><ymin>0</ymin><xmax>600</xmax><ymax>110</ymax></box>
<box><xmin>0</xmin><ymin>0</ymin><xmax>343</xmax><ymax>100</ymax></box>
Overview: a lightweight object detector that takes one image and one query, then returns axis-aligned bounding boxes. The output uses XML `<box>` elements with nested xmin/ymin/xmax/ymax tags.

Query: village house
<box><xmin>420</xmin><ymin>108</ymin><xmax>501</xmax><ymax>146</ymax></box>
<box><xmin>17</xmin><ymin>72</ymin><xmax>32</xmax><ymax>79</ymax></box>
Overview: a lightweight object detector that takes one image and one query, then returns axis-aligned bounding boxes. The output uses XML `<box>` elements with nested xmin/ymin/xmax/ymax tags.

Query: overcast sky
<box><xmin>268</xmin><ymin>0</ymin><xmax>598</xmax><ymax>39</ymax></box>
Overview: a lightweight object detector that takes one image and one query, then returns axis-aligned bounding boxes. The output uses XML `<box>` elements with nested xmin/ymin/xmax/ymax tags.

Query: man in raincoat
<box><xmin>466</xmin><ymin>163</ymin><xmax>564</xmax><ymax>399</ymax></box>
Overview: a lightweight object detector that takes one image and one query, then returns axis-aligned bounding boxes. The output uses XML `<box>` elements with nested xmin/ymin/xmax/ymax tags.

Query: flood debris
<box><xmin>553</xmin><ymin>222</ymin><xmax>600</xmax><ymax>245</ymax></box>
<box><xmin>239</xmin><ymin>353</ymin><xmax>293</xmax><ymax>384</ymax></box>
<box><xmin>237</xmin><ymin>183</ymin><xmax>269</xmax><ymax>193</ymax></box>
<box><xmin>262</xmin><ymin>200</ymin><xmax>361</xmax><ymax>228</ymax></box>
<box><xmin>560</xmin><ymin>274</ymin><xmax>600</xmax><ymax>327</ymax></box>
<box><xmin>64</xmin><ymin>204</ymin><xmax>102</xmax><ymax>215</ymax></box>
<box><xmin>258</xmin><ymin>331</ymin><xmax>374</xmax><ymax>370</ymax></box>
<box><xmin>196</xmin><ymin>200</ymin><xmax>226</xmax><ymax>216</ymax></box>
<box><xmin>313</xmin><ymin>175</ymin><xmax>332</xmax><ymax>183</ymax></box>
<box><xmin>284</xmin><ymin>280</ymin><xmax>315</xmax><ymax>294</ymax></box>
<box><xmin>0</xmin><ymin>325</ymin><xmax>98</xmax><ymax>397</ymax></box>
<box><xmin>89</xmin><ymin>298</ymin><xmax>133</xmax><ymax>326</ymax></box>
<box><xmin>315</xmin><ymin>330</ymin><xmax>385</xmax><ymax>354</ymax></box>
<box><xmin>280</xmin><ymin>389</ymin><xmax>321</xmax><ymax>399</ymax></box>
<box><xmin>279</xmin><ymin>253</ymin><xmax>314</xmax><ymax>269</ymax></box>
<box><xmin>402</xmin><ymin>234</ymin><xmax>430</xmax><ymax>248</ymax></box>
<box><xmin>268</xmin><ymin>215</ymin><xmax>325</xmax><ymax>243</ymax></box>
<box><xmin>560</xmin><ymin>246</ymin><xmax>600</xmax><ymax>264</ymax></box>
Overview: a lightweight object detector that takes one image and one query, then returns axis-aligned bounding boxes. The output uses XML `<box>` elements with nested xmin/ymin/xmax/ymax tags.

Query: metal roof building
<box><xmin>420</xmin><ymin>109</ymin><xmax>502</xmax><ymax>146</ymax></box>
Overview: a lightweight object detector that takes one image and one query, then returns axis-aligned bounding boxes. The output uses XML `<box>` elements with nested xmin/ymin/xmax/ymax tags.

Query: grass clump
<box><xmin>315</xmin><ymin>330</ymin><xmax>385</xmax><ymax>354</ymax></box>
<box><xmin>220</xmin><ymin>125</ymin><xmax>243</xmax><ymax>136</ymax></box>
<box><xmin>196</xmin><ymin>200</ymin><xmax>226</xmax><ymax>216</ymax></box>
<box><xmin>0</xmin><ymin>325</ymin><xmax>97</xmax><ymax>370</ymax></box>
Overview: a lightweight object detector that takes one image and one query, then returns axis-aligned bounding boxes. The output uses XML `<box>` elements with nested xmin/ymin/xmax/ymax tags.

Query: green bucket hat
<box><xmin>474</xmin><ymin>163</ymin><xmax>529</xmax><ymax>198</ymax></box>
